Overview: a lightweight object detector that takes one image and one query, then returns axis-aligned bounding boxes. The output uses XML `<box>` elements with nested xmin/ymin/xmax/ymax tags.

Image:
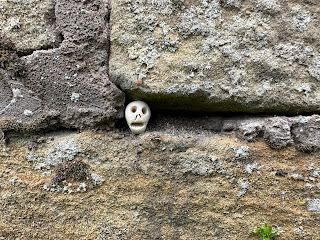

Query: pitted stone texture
<box><xmin>56</xmin><ymin>0</ymin><xmax>110</xmax><ymax>45</ymax></box>
<box><xmin>110</xmin><ymin>0</ymin><xmax>320</xmax><ymax>113</ymax></box>
<box><xmin>237</xmin><ymin>118</ymin><xmax>266</xmax><ymax>142</ymax></box>
<box><xmin>234</xmin><ymin>115</ymin><xmax>320</xmax><ymax>152</ymax></box>
<box><xmin>264</xmin><ymin>117</ymin><xmax>292</xmax><ymax>149</ymax></box>
<box><xmin>0</xmin><ymin>0</ymin><xmax>60</xmax><ymax>53</ymax></box>
<box><xmin>0</xmin><ymin>0</ymin><xmax>125</xmax><ymax>131</ymax></box>
<box><xmin>292</xmin><ymin>115</ymin><xmax>320</xmax><ymax>152</ymax></box>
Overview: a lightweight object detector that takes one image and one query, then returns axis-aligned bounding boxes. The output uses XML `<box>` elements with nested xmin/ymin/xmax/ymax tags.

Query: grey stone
<box><xmin>222</xmin><ymin>119</ymin><xmax>237</xmax><ymax>132</ymax></box>
<box><xmin>27</xmin><ymin>139</ymin><xmax>82</xmax><ymax>170</ymax></box>
<box><xmin>237</xmin><ymin>118</ymin><xmax>266</xmax><ymax>142</ymax></box>
<box><xmin>0</xmin><ymin>0</ymin><xmax>125</xmax><ymax>131</ymax></box>
<box><xmin>264</xmin><ymin>117</ymin><xmax>292</xmax><ymax>149</ymax></box>
<box><xmin>110</xmin><ymin>0</ymin><xmax>320</xmax><ymax>114</ymax></box>
<box><xmin>292</xmin><ymin>115</ymin><xmax>320</xmax><ymax>152</ymax></box>
<box><xmin>199</xmin><ymin>117</ymin><xmax>222</xmax><ymax>132</ymax></box>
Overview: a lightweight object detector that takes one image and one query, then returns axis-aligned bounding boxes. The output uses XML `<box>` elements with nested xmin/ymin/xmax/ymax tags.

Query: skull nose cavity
<box><xmin>135</xmin><ymin>114</ymin><xmax>142</xmax><ymax>120</ymax></box>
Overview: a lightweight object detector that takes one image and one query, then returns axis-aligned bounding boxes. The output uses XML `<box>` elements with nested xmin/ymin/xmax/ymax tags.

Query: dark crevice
<box><xmin>115</xmin><ymin>105</ymin><xmax>319</xmax><ymax>133</ymax></box>
<box><xmin>3</xmin><ymin>127</ymin><xmax>79</xmax><ymax>141</ymax></box>
<box><xmin>149</xmin><ymin>109</ymin><xmax>320</xmax><ymax>118</ymax></box>
<box><xmin>104</xmin><ymin>0</ymin><xmax>111</xmax><ymax>77</ymax></box>
<box><xmin>119</xmin><ymin>86</ymin><xmax>320</xmax><ymax>118</ymax></box>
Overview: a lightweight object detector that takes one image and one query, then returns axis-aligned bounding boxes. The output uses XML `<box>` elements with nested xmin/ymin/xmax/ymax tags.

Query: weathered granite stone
<box><xmin>110</xmin><ymin>0</ymin><xmax>320</xmax><ymax>113</ymax></box>
<box><xmin>292</xmin><ymin>115</ymin><xmax>320</xmax><ymax>152</ymax></box>
<box><xmin>0</xmin><ymin>0</ymin><xmax>125</xmax><ymax>131</ymax></box>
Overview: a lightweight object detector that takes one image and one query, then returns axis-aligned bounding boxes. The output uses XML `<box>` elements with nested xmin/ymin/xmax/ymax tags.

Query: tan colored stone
<box><xmin>0</xmin><ymin>127</ymin><xmax>319</xmax><ymax>239</ymax></box>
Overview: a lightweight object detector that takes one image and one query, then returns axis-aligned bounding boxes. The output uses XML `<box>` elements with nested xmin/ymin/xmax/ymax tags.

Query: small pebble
<box><xmin>275</xmin><ymin>169</ymin><xmax>288</xmax><ymax>177</ymax></box>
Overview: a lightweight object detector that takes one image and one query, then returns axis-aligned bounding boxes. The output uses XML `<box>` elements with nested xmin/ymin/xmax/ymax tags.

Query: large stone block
<box><xmin>110</xmin><ymin>0</ymin><xmax>320</xmax><ymax>113</ymax></box>
<box><xmin>1</xmin><ymin>126</ymin><xmax>320</xmax><ymax>239</ymax></box>
<box><xmin>0</xmin><ymin>0</ymin><xmax>125</xmax><ymax>131</ymax></box>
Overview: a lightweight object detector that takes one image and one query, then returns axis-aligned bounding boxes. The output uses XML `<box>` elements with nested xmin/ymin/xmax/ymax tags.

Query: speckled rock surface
<box><xmin>1</xmin><ymin>1</ymin><xmax>320</xmax><ymax>239</ymax></box>
<box><xmin>0</xmin><ymin>0</ymin><xmax>125</xmax><ymax>131</ymax></box>
<box><xmin>0</xmin><ymin>0</ymin><xmax>60</xmax><ymax>53</ymax></box>
<box><xmin>0</xmin><ymin>123</ymin><xmax>319</xmax><ymax>239</ymax></box>
<box><xmin>292</xmin><ymin>115</ymin><xmax>320</xmax><ymax>152</ymax></box>
<box><xmin>110</xmin><ymin>0</ymin><xmax>320</xmax><ymax>113</ymax></box>
<box><xmin>263</xmin><ymin>117</ymin><xmax>292</xmax><ymax>149</ymax></box>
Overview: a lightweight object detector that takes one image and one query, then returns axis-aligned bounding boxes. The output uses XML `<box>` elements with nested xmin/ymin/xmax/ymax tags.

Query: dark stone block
<box><xmin>0</xmin><ymin>0</ymin><xmax>125</xmax><ymax>131</ymax></box>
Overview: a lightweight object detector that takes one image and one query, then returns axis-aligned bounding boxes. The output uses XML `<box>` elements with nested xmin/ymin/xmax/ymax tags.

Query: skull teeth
<box><xmin>130</xmin><ymin>123</ymin><xmax>145</xmax><ymax>128</ymax></box>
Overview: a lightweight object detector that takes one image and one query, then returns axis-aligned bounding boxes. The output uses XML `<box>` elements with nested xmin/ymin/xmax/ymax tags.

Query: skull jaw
<box><xmin>129</xmin><ymin>122</ymin><xmax>147</xmax><ymax>134</ymax></box>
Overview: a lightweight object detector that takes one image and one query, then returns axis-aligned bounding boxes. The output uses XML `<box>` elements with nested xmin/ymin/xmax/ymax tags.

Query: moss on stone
<box><xmin>51</xmin><ymin>159</ymin><xmax>90</xmax><ymax>186</ymax></box>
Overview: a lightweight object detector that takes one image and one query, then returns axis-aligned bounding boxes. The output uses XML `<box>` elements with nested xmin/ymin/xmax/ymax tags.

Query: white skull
<box><xmin>125</xmin><ymin>101</ymin><xmax>151</xmax><ymax>134</ymax></box>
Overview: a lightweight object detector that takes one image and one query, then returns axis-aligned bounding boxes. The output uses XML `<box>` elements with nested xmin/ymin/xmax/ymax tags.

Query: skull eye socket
<box><xmin>142</xmin><ymin>107</ymin><xmax>147</xmax><ymax>114</ymax></box>
<box><xmin>131</xmin><ymin>106</ymin><xmax>137</xmax><ymax>113</ymax></box>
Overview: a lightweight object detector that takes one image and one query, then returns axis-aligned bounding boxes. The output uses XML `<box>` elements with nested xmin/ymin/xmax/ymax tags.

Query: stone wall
<box><xmin>0</xmin><ymin>0</ymin><xmax>320</xmax><ymax>239</ymax></box>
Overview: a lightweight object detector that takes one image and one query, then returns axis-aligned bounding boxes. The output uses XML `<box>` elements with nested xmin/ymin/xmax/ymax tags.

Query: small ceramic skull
<box><xmin>125</xmin><ymin>101</ymin><xmax>151</xmax><ymax>134</ymax></box>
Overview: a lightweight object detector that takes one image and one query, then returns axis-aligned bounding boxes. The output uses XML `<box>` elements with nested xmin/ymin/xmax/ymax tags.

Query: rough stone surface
<box><xmin>1</xmin><ymin>1</ymin><xmax>320</xmax><ymax>239</ymax></box>
<box><xmin>0</xmin><ymin>0</ymin><xmax>125</xmax><ymax>131</ymax></box>
<box><xmin>237</xmin><ymin>118</ymin><xmax>266</xmax><ymax>142</ymax></box>
<box><xmin>0</xmin><ymin>0</ymin><xmax>61</xmax><ymax>53</ymax></box>
<box><xmin>138</xmin><ymin>113</ymin><xmax>320</xmax><ymax>152</ymax></box>
<box><xmin>0</xmin><ymin>125</ymin><xmax>319</xmax><ymax>239</ymax></box>
<box><xmin>263</xmin><ymin>117</ymin><xmax>292</xmax><ymax>149</ymax></box>
<box><xmin>26</xmin><ymin>139</ymin><xmax>82</xmax><ymax>170</ymax></box>
<box><xmin>292</xmin><ymin>115</ymin><xmax>320</xmax><ymax>152</ymax></box>
<box><xmin>110</xmin><ymin>0</ymin><xmax>320</xmax><ymax>113</ymax></box>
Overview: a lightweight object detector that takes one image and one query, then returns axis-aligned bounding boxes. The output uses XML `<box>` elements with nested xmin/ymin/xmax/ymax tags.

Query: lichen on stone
<box><xmin>256</xmin><ymin>0</ymin><xmax>281</xmax><ymax>13</ymax></box>
<box><xmin>275</xmin><ymin>42</ymin><xmax>313</xmax><ymax>65</ymax></box>
<box><xmin>237</xmin><ymin>179</ymin><xmax>250</xmax><ymax>197</ymax></box>
<box><xmin>27</xmin><ymin>139</ymin><xmax>82</xmax><ymax>170</ymax></box>
<box><xmin>309</xmin><ymin>57</ymin><xmax>320</xmax><ymax>81</ymax></box>
<box><xmin>307</xmin><ymin>198</ymin><xmax>320</xmax><ymax>214</ymax></box>
<box><xmin>234</xmin><ymin>146</ymin><xmax>250</xmax><ymax>160</ymax></box>
<box><xmin>111</xmin><ymin>0</ymin><xmax>320</xmax><ymax>113</ymax></box>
